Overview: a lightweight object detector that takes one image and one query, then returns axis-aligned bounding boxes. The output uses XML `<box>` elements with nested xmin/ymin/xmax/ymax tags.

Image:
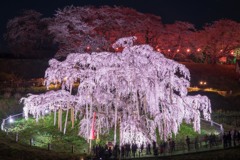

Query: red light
<box><xmin>157</xmin><ymin>48</ymin><xmax>161</xmax><ymax>52</ymax></box>
<box><xmin>230</xmin><ymin>51</ymin><xmax>234</xmax><ymax>55</ymax></box>
<box><xmin>197</xmin><ymin>48</ymin><xmax>201</xmax><ymax>52</ymax></box>
<box><xmin>220</xmin><ymin>49</ymin><xmax>223</xmax><ymax>52</ymax></box>
<box><xmin>177</xmin><ymin>49</ymin><xmax>180</xmax><ymax>52</ymax></box>
<box><xmin>168</xmin><ymin>49</ymin><xmax>171</xmax><ymax>52</ymax></box>
<box><xmin>187</xmin><ymin>49</ymin><xmax>190</xmax><ymax>52</ymax></box>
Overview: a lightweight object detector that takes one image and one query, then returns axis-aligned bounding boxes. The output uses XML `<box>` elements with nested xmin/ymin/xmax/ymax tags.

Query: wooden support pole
<box><xmin>71</xmin><ymin>107</ymin><xmax>74</xmax><ymax>128</ymax></box>
<box><xmin>30</xmin><ymin>138</ymin><xmax>33</xmax><ymax>146</ymax></box>
<box><xmin>48</xmin><ymin>143</ymin><xmax>51</xmax><ymax>151</ymax></box>
<box><xmin>54</xmin><ymin>109</ymin><xmax>57</xmax><ymax>126</ymax></box>
<box><xmin>72</xmin><ymin>145</ymin><xmax>74</xmax><ymax>153</ymax></box>
<box><xmin>15</xmin><ymin>132</ymin><xmax>18</xmax><ymax>142</ymax></box>
<box><xmin>58</xmin><ymin>108</ymin><xmax>62</xmax><ymax>132</ymax></box>
<box><xmin>86</xmin><ymin>104</ymin><xmax>89</xmax><ymax>142</ymax></box>
<box><xmin>63</xmin><ymin>108</ymin><xmax>69</xmax><ymax>134</ymax></box>
<box><xmin>114</xmin><ymin>105</ymin><xmax>117</xmax><ymax>145</ymax></box>
<box><xmin>136</xmin><ymin>92</ymin><xmax>140</xmax><ymax>120</ymax></box>
<box><xmin>58</xmin><ymin>109</ymin><xmax>60</xmax><ymax>129</ymax></box>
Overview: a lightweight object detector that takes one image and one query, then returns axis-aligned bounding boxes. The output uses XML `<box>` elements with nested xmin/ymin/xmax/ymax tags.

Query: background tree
<box><xmin>4</xmin><ymin>10</ymin><xmax>54</xmax><ymax>58</ymax></box>
<box><xmin>5</xmin><ymin>6</ymin><xmax>240</xmax><ymax>63</ymax></box>
<box><xmin>48</xmin><ymin>6</ymin><xmax>108</xmax><ymax>59</ymax></box>
<box><xmin>49</xmin><ymin>6</ymin><xmax>164</xmax><ymax>59</ymax></box>
<box><xmin>157</xmin><ymin>21</ymin><xmax>196</xmax><ymax>61</ymax></box>
<box><xmin>195</xmin><ymin>19</ymin><xmax>240</xmax><ymax>64</ymax></box>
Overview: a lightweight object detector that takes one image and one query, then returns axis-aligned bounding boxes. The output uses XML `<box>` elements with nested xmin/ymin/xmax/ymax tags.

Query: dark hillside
<box><xmin>182</xmin><ymin>62</ymin><xmax>240</xmax><ymax>91</ymax></box>
<box><xmin>0</xmin><ymin>59</ymin><xmax>239</xmax><ymax>91</ymax></box>
<box><xmin>189</xmin><ymin>91</ymin><xmax>240</xmax><ymax>111</ymax></box>
<box><xmin>0</xmin><ymin>58</ymin><xmax>49</xmax><ymax>79</ymax></box>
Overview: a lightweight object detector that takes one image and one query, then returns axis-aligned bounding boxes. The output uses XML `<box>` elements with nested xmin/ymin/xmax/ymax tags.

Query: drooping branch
<box><xmin>21</xmin><ymin>37</ymin><xmax>211</xmax><ymax>145</ymax></box>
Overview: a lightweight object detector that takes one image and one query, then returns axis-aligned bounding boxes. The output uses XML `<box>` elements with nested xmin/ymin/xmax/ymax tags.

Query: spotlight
<box><xmin>45</xmin><ymin>109</ymin><xmax>49</xmax><ymax>114</ymax></box>
<box><xmin>9</xmin><ymin>117</ymin><xmax>14</xmax><ymax>123</ymax></box>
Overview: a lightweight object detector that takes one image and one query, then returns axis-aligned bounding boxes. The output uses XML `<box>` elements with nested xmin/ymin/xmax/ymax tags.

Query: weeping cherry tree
<box><xmin>21</xmin><ymin>37</ymin><xmax>211</xmax><ymax>147</ymax></box>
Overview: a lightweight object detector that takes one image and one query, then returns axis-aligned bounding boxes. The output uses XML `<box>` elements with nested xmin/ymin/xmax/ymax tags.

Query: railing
<box><xmin>1</xmin><ymin>113</ymin><xmax>23</xmax><ymax>131</ymax></box>
<box><xmin>200</xmin><ymin>118</ymin><xmax>224</xmax><ymax>134</ymax></box>
<box><xmin>1</xmin><ymin>113</ymin><xmax>88</xmax><ymax>154</ymax></box>
<box><xmin>3</xmin><ymin>131</ymin><xmax>84</xmax><ymax>154</ymax></box>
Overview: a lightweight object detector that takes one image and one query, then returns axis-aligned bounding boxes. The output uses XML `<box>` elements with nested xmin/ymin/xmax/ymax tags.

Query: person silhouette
<box><xmin>186</xmin><ymin>136</ymin><xmax>190</xmax><ymax>151</ymax></box>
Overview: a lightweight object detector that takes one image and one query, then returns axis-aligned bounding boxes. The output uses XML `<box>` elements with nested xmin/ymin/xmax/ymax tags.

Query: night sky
<box><xmin>0</xmin><ymin>0</ymin><xmax>240</xmax><ymax>49</ymax></box>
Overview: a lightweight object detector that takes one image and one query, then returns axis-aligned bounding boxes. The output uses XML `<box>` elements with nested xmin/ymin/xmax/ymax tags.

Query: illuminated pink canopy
<box><xmin>21</xmin><ymin>37</ymin><xmax>211</xmax><ymax>146</ymax></box>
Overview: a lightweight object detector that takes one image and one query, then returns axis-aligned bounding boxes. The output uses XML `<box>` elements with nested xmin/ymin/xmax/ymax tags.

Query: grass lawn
<box><xmin>0</xmin><ymin>131</ymin><xmax>83</xmax><ymax>160</ymax></box>
<box><xmin>2</xmin><ymin>112</ymin><xmax>220</xmax><ymax>155</ymax></box>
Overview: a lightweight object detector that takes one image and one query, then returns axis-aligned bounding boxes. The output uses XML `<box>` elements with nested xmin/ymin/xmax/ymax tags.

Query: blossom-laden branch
<box><xmin>21</xmin><ymin>37</ymin><xmax>211</xmax><ymax>145</ymax></box>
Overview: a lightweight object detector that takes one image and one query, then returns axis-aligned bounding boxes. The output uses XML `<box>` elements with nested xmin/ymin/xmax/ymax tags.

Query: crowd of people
<box><xmin>91</xmin><ymin>130</ymin><xmax>240</xmax><ymax>159</ymax></box>
<box><xmin>222</xmin><ymin>129</ymin><xmax>240</xmax><ymax>148</ymax></box>
<box><xmin>92</xmin><ymin>143</ymin><xmax>138</xmax><ymax>159</ymax></box>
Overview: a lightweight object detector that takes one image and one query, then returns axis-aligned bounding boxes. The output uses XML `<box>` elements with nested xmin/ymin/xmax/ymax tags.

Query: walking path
<box><xmin>106</xmin><ymin>144</ymin><xmax>240</xmax><ymax>160</ymax></box>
